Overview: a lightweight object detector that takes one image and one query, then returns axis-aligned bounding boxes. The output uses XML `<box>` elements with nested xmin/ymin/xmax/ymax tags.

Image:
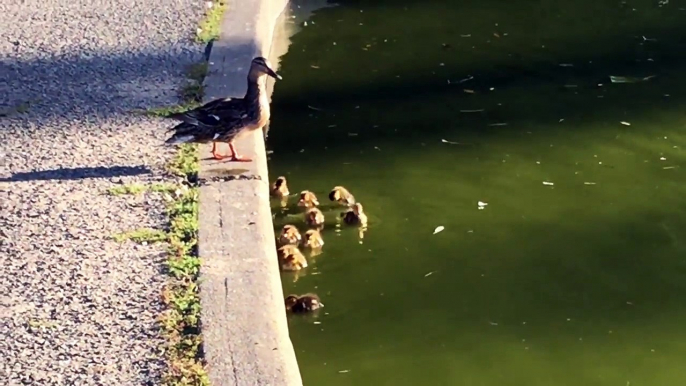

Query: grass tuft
<box><xmin>108</xmin><ymin>183</ymin><xmax>148</xmax><ymax>196</ymax></box>
<box><xmin>197</xmin><ymin>1</ymin><xmax>228</xmax><ymax>43</ymax></box>
<box><xmin>160</xmin><ymin>145</ymin><xmax>206</xmax><ymax>386</ymax></box>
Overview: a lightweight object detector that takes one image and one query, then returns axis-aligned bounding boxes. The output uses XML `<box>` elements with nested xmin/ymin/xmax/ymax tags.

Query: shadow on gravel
<box><xmin>0</xmin><ymin>165</ymin><xmax>151</xmax><ymax>182</ymax></box>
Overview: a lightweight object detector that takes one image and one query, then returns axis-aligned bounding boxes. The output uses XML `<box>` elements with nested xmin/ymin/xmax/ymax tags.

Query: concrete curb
<box><xmin>197</xmin><ymin>1</ymin><xmax>303</xmax><ymax>385</ymax></box>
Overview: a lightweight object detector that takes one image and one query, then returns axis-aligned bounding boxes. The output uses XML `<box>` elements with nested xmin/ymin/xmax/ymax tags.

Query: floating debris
<box><xmin>663</xmin><ymin>166</ymin><xmax>678</xmax><ymax>170</ymax></box>
<box><xmin>433</xmin><ymin>226</ymin><xmax>445</xmax><ymax>235</ymax></box>
<box><xmin>460</xmin><ymin>109</ymin><xmax>485</xmax><ymax>113</ymax></box>
<box><xmin>463</xmin><ymin>89</ymin><xmax>475</xmax><ymax>94</ymax></box>
<box><xmin>310</xmin><ymin>65</ymin><xmax>320</xmax><ymax>69</ymax></box>
<box><xmin>478</xmin><ymin>201</ymin><xmax>488</xmax><ymax>210</ymax></box>
<box><xmin>458</xmin><ymin>75</ymin><xmax>474</xmax><ymax>83</ymax></box>
<box><xmin>307</xmin><ymin>105</ymin><xmax>323</xmax><ymax>111</ymax></box>
<box><xmin>660</xmin><ymin>157</ymin><xmax>667</xmax><ymax>161</ymax></box>
<box><xmin>460</xmin><ymin>34</ymin><xmax>471</xmax><ymax>38</ymax></box>
<box><xmin>424</xmin><ymin>271</ymin><xmax>436</xmax><ymax>277</ymax></box>
<box><xmin>441</xmin><ymin>139</ymin><xmax>460</xmax><ymax>145</ymax></box>
<box><xmin>620</xmin><ymin>121</ymin><xmax>631</xmax><ymax>126</ymax></box>
<box><xmin>542</xmin><ymin>181</ymin><xmax>554</xmax><ymax>186</ymax></box>
<box><xmin>584</xmin><ymin>182</ymin><xmax>597</xmax><ymax>185</ymax></box>
<box><xmin>339</xmin><ymin>370</ymin><xmax>351</xmax><ymax>374</ymax></box>
<box><xmin>489</xmin><ymin>123</ymin><xmax>508</xmax><ymax>127</ymax></box>
<box><xmin>559</xmin><ymin>63</ymin><xmax>574</xmax><ymax>67</ymax></box>
<box><xmin>609</xmin><ymin>75</ymin><xmax>656</xmax><ymax>83</ymax></box>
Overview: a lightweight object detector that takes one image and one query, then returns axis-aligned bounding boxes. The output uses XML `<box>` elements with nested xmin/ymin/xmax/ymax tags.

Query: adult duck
<box><xmin>164</xmin><ymin>56</ymin><xmax>281</xmax><ymax>161</ymax></box>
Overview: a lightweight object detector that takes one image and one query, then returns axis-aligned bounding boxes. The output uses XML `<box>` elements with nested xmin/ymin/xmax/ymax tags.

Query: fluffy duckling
<box><xmin>329</xmin><ymin>186</ymin><xmax>355</xmax><ymax>206</ymax></box>
<box><xmin>277</xmin><ymin>245</ymin><xmax>308</xmax><ymax>271</ymax></box>
<box><xmin>270</xmin><ymin>176</ymin><xmax>289</xmax><ymax>198</ymax></box>
<box><xmin>285</xmin><ymin>294</ymin><xmax>324</xmax><ymax>313</ymax></box>
<box><xmin>301</xmin><ymin>229</ymin><xmax>324</xmax><ymax>249</ymax></box>
<box><xmin>305</xmin><ymin>207</ymin><xmax>325</xmax><ymax>228</ymax></box>
<box><xmin>277</xmin><ymin>224</ymin><xmax>301</xmax><ymax>246</ymax></box>
<box><xmin>297</xmin><ymin>190</ymin><xmax>319</xmax><ymax>208</ymax></box>
<box><xmin>342</xmin><ymin>203</ymin><xmax>368</xmax><ymax>226</ymax></box>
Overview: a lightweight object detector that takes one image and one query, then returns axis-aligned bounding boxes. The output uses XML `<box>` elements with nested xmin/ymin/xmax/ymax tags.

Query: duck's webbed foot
<box><xmin>228</xmin><ymin>142</ymin><xmax>252</xmax><ymax>162</ymax></box>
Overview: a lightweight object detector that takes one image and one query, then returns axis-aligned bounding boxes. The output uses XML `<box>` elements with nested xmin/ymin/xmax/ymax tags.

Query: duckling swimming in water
<box><xmin>277</xmin><ymin>245</ymin><xmax>308</xmax><ymax>271</ymax></box>
<box><xmin>277</xmin><ymin>224</ymin><xmax>301</xmax><ymax>246</ymax></box>
<box><xmin>270</xmin><ymin>176</ymin><xmax>289</xmax><ymax>198</ymax></box>
<box><xmin>297</xmin><ymin>190</ymin><xmax>319</xmax><ymax>208</ymax></box>
<box><xmin>285</xmin><ymin>293</ymin><xmax>324</xmax><ymax>313</ymax></box>
<box><xmin>329</xmin><ymin>186</ymin><xmax>355</xmax><ymax>206</ymax></box>
<box><xmin>301</xmin><ymin>229</ymin><xmax>324</xmax><ymax>249</ymax></box>
<box><xmin>305</xmin><ymin>207</ymin><xmax>325</xmax><ymax>228</ymax></box>
<box><xmin>342</xmin><ymin>203</ymin><xmax>368</xmax><ymax>226</ymax></box>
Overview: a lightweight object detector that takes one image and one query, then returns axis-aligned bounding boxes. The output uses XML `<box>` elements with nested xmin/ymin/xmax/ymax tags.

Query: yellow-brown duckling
<box><xmin>342</xmin><ymin>203</ymin><xmax>368</xmax><ymax>226</ymax></box>
<box><xmin>277</xmin><ymin>224</ymin><xmax>301</xmax><ymax>246</ymax></box>
<box><xmin>301</xmin><ymin>229</ymin><xmax>324</xmax><ymax>249</ymax></box>
<box><xmin>305</xmin><ymin>207</ymin><xmax>325</xmax><ymax>228</ymax></box>
<box><xmin>270</xmin><ymin>176</ymin><xmax>289</xmax><ymax>198</ymax></box>
<box><xmin>277</xmin><ymin>245</ymin><xmax>308</xmax><ymax>271</ymax></box>
<box><xmin>285</xmin><ymin>293</ymin><xmax>324</xmax><ymax>313</ymax></box>
<box><xmin>297</xmin><ymin>190</ymin><xmax>319</xmax><ymax>208</ymax></box>
<box><xmin>329</xmin><ymin>186</ymin><xmax>355</xmax><ymax>206</ymax></box>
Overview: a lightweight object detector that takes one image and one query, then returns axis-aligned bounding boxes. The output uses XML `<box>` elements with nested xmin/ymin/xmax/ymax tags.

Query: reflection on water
<box><xmin>269</xmin><ymin>1</ymin><xmax>686</xmax><ymax>385</ymax></box>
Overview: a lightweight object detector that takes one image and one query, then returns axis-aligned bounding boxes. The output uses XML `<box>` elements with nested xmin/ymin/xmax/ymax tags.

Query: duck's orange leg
<box><xmin>228</xmin><ymin>142</ymin><xmax>252</xmax><ymax>162</ymax></box>
<box><xmin>211</xmin><ymin>142</ymin><xmax>229</xmax><ymax>160</ymax></box>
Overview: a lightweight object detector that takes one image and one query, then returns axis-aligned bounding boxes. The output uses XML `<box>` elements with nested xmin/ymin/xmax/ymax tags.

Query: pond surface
<box><xmin>267</xmin><ymin>1</ymin><xmax>686</xmax><ymax>385</ymax></box>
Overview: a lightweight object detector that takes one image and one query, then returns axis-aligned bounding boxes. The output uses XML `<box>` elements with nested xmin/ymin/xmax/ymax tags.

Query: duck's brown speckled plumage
<box><xmin>164</xmin><ymin>57</ymin><xmax>281</xmax><ymax>161</ymax></box>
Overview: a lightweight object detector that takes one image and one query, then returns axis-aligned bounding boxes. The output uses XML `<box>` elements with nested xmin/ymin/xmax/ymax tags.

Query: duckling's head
<box><xmin>274</xmin><ymin>176</ymin><xmax>287</xmax><ymax>188</ymax></box>
<box><xmin>301</xmin><ymin>294</ymin><xmax>324</xmax><ymax>310</ymax></box>
<box><xmin>329</xmin><ymin>188</ymin><xmax>340</xmax><ymax>202</ymax></box>
<box><xmin>352</xmin><ymin>203</ymin><xmax>364</xmax><ymax>215</ymax></box>
<box><xmin>303</xmin><ymin>229</ymin><xmax>323</xmax><ymax>247</ymax></box>
<box><xmin>298</xmin><ymin>191</ymin><xmax>319</xmax><ymax>207</ymax></box>
<box><xmin>250</xmin><ymin>57</ymin><xmax>282</xmax><ymax>80</ymax></box>
<box><xmin>279</xmin><ymin>225</ymin><xmax>301</xmax><ymax>244</ymax></box>
<box><xmin>285</xmin><ymin>295</ymin><xmax>299</xmax><ymax>311</ymax></box>
<box><xmin>306</xmin><ymin>208</ymin><xmax>325</xmax><ymax>225</ymax></box>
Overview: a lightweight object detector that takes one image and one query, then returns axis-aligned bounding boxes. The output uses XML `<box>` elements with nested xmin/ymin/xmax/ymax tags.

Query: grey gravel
<box><xmin>0</xmin><ymin>0</ymin><xmax>207</xmax><ymax>385</ymax></box>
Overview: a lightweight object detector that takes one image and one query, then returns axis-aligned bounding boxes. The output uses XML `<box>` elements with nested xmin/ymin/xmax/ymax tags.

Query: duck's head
<box><xmin>329</xmin><ymin>187</ymin><xmax>340</xmax><ymax>202</ymax></box>
<box><xmin>250</xmin><ymin>56</ymin><xmax>282</xmax><ymax>80</ymax></box>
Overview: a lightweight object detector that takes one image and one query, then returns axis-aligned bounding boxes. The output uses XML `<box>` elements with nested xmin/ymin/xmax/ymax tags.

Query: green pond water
<box><xmin>267</xmin><ymin>1</ymin><xmax>686</xmax><ymax>385</ymax></box>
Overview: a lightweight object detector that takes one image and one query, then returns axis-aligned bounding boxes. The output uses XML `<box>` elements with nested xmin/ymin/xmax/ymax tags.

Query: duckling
<box><xmin>277</xmin><ymin>245</ymin><xmax>308</xmax><ymax>271</ymax></box>
<box><xmin>285</xmin><ymin>293</ymin><xmax>324</xmax><ymax>313</ymax></box>
<box><xmin>342</xmin><ymin>203</ymin><xmax>368</xmax><ymax>226</ymax></box>
<box><xmin>297</xmin><ymin>190</ymin><xmax>319</xmax><ymax>208</ymax></box>
<box><xmin>305</xmin><ymin>207</ymin><xmax>325</xmax><ymax>228</ymax></box>
<box><xmin>164</xmin><ymin>57</ymin><xmax>282</xmax><ymax>162</ymax></box>
<box><xmin>270</xmin><ymin>176</ymin><xmax>289</xmax><ymax>198</ymax></box>
<box><xmin>277</xmin><ymin>225</ymin><xmax>301</xmax><ymax>246</ymax></box>
<box><xmin>301</xmin><ymin>229</ymin><xmax>324</xmax><ymax>249</ymax></box>
<box><xmin>329</xmin><ymin>186</ymin><xmax>355</xmax><ymax>206</ymax></box>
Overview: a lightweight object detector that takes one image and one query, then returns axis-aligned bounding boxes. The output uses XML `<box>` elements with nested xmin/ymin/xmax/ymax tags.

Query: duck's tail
<box><xmin>164</xmin><ymin>134</ymin><xmax>196</xmax><ymax>145</ymax></box>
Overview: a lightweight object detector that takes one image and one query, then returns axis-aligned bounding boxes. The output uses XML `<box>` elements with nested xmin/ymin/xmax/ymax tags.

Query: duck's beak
<box><xmin>267</xmin><ymin>67</ymin><xmax>282</xmax><ymax>80</ymax></box>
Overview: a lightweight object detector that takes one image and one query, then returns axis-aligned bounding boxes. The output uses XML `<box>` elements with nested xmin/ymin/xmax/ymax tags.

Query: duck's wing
<box><xmin>166</xmin><ymin>97</ymin><xmax>245</xmax><ymax>127</ymax></box>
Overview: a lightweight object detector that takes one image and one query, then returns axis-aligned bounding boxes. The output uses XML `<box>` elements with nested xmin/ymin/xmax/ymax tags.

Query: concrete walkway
<box><xmin>1</xmin><ymin>1</ymin><xmax>204</xmax><ymax>384</ymax></box>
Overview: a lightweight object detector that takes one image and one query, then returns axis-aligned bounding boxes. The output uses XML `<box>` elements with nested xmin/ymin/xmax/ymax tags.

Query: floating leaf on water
<box><xmin>433</xmin><ymin>226</ymin><xmax>445</xmax><ymax>234</ymax></box>
<box><xmin>620</xmin><ymin>121</ymin><xmax>631</xmax><ymax>126</ymax></box>
<box><xmin>542</xmin><ymin>181</ymin><xmax>554</xmax><ymax>186</ymax></box>
<box><xmin>609</xmin><ymin>75</ymin><xmax>656</xmax><ymax>83</ymax></box>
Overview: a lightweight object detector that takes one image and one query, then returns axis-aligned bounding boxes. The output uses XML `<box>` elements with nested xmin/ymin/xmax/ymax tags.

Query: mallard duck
<box><xmin>342</xmin><ymin>203</ymin><xmax>368</xmax><ymax>226</ymax></box>
<box><xmin>277</xmin><ymin>224</ymin><xmax>301</xmax><ymax>246</ymax></box>
<box><xmin>164</xmin><ymin>57</ymin><xmax>282</xmax><ymax>162</ymax></box>
<box><xmin>297</xmin><ymin>190</ymin><xmax>319</xmax><ymax>208</ymax></box>
<box><xmin>329</xmin><ymin>186</ymin><xmax>355</xmax><ymax>206</ymax></box>
<box><xmin>305</xmin><ymin>207</ymin><xmax>325</xmax><ymax>228</ymax></box>
<box><xmin>285</xmin><ymin>294</ymin><xmax>324</xmax><ymax>313</ymax></box>
<box><xmin>277</xmin><ymin>245</ymin><xmax>308</xmax><ymax>271</ymax></box>
<box><xmin>302</xmin><ymin>229</ymin><xmax>324</xmax><ymax>249</ymax></box>
<box><xmin>270</xmin><ymin>176</ymin><xmax>289</xmax><ymax>198</ymax></box>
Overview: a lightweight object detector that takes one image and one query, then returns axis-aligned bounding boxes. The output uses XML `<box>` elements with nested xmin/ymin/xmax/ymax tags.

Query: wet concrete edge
<box><xmin>197</xmin><ymin>0</ymin><xmax>303</xmax><ymax>385</ymax></box>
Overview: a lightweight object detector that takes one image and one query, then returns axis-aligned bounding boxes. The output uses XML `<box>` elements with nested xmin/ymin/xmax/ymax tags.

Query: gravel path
<box><xmin>1</xmin><ymin>1</ymin><xmax>205</xmax><ymax>384</ymax></box>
